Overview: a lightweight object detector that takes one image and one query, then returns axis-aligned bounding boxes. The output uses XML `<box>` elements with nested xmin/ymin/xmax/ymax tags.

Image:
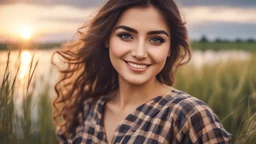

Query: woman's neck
<box><xmin>110</xmin><ymin>77</ymin><xmax>170</xmax><ymax>110</ymax></box>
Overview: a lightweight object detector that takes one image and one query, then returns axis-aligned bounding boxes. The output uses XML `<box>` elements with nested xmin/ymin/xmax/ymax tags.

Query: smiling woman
<box><xmin>108</xmin><ymin>6</ymin><xmax>171</xmax><ymax>86</ymax></box>
<box><xmin>52</xmin><ymin>0</ymin><xmax>232</xmax><ymax>143</ymax></box>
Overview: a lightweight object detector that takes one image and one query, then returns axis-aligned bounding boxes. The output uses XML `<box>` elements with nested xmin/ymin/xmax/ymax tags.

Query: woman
<box><xmin>53</xmin><ymin>0</ymin><xmax>232</xmax><ymax>143</ymax></box>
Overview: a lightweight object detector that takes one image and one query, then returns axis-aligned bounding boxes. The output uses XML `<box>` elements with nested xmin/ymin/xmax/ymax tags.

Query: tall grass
<box><xmin>0</xmin><ymin>50</ymin><xmax>18</xmax><ymax>143</ymax></box>
<box><xmin>0</xmin><ymin>48</ymin><xmax>256</xmax><ymax>143</ymax></box>
<box><xmin>0</xmin><ymin>48</ymin><xmax>57</xmax><ymax>144</ymax></box>
<box><xmin>238</xmin><ymin>112</ymin><xmax>256</xmax><ymax>143</ymax></box>
<box><xmin>191</xmin><ymin>41</ymin><xmax>256</xmax><ymax>52</ymax></box>
<box><xmin>37</xmin><ymin>83</ymin><xmax>56</xmax><ymax>144</ymax></box>
<box><xmin>174</xmin><ymin>53</ymin><xmax>256</xmax><ymax>143</ymax></box>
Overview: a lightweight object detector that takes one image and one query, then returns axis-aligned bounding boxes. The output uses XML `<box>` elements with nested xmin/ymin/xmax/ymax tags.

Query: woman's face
<box><xmin>108</xmin><ymin>5</ymin><xmax>171</xmax><ymax>85</ymax></box>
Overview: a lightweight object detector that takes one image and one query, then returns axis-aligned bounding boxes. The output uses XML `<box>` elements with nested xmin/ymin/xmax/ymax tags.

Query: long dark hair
<box><xmin>52</xmin><ymin>0</ymin><xmax>191</xmax><ymax>138</ymax></box>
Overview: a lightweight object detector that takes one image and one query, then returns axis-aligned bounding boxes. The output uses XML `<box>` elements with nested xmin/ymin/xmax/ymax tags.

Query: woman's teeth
<box><xmin>127</xmin><ymin>62</ymin><xmax>148</xmax><ymax>69</ymax></box>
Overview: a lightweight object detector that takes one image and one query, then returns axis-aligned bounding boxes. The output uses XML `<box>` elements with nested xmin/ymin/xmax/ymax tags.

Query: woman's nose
<box><xmin>131</xmin><ymin>40</ymin><xmax>148</xmax><ymax>59</ymax></box>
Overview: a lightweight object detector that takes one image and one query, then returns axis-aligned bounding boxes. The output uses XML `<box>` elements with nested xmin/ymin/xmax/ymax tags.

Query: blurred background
<box><xmin>0</xmin><ymin>0</ymin><xmax>255</xmax><ymax>143</ymax></box>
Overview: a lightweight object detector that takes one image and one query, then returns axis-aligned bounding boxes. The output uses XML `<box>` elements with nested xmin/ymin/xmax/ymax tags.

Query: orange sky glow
<box><xmin>0</xmin><ymin>4</ymin><xmax>255</xmax><ymax>42</ymax></box>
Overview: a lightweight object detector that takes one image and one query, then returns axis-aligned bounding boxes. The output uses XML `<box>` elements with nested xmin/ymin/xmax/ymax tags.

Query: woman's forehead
<box><xmin>114</xmin><ymin>6</ymin><xmax>170</xmax><ymax>34</ymax></box>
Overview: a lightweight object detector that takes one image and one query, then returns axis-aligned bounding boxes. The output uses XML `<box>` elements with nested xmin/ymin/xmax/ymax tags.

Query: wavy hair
<box><xmin>52</xmin><ymin>0</ymin><xmax>191</xmax><ymax>138</ymax></box>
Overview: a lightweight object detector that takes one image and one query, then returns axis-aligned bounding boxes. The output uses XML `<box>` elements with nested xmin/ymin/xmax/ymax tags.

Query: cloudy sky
<box><xmin>0</xmin><ymin>0</ymin><xmax>255</xmax><ymax>42</ymax></box>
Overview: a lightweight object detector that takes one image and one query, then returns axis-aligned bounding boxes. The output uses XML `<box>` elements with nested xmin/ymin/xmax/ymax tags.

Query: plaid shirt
<box><xmin>57</xmin><ymin>89</ymin><xmax>232</xmax><ymax>144</ymax></box>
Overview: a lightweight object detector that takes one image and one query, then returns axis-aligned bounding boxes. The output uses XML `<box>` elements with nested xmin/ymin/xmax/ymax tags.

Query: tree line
<box><xmin>198</xmin><ymin>35</ymin><xmax>255</xmax><ymax>43</ymax></box>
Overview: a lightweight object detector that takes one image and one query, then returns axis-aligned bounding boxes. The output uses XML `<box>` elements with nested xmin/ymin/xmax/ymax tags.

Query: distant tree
<box><xmin>235</xmin><ymin>38</ymin><xmax>242</xmax><ymax>43</ymax></box>
<box><xmin>0</xmin><ymin>43</ymin><xmax>10</xmax><ymax>50</ymax></box>
<box><xmin>246</xmin><ymin>38</ymin><xmax>255</xmax><ymax>43</ymax></box>
<box><xmin>200</xmin><ymin>35</ymin><xmax>208</xmax><ymax>43</ymax></box>
<box><xmin>221</xmin><ymin>39</ymin><xmax>231</xmax><ymax>43</ymax></box>
<box><xmin>215</xmin><ymin>38</ymin><xmax>223</xmax><ymax>43</ymax></box>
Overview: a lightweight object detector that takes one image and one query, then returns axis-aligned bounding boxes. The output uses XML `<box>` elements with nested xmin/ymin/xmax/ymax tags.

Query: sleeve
<box><xmin>56</xmin><ymin>126</ymin><xmax>68</xmax><ymax>144</ymax></box>
<box><xmin>56</xmin><ymin>121</ymin><xmax>85</xmax><ymax>144</ymax></box>
<box><xmin>187</xmin><ymin>105</ymin><xmax>232</xmax><ymax>143</ymax></box>
<box><xmin>55</xmin><ymin>98</ymin><xmax>92</xmax><ymax>144</ymax></box>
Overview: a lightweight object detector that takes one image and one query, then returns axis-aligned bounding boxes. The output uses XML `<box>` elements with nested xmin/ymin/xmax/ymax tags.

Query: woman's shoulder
<box><xmin>56</xmin><ymin>96</ymin><xmax>97</xmax><ymax>143</ymax></box>
<box><xmin>164</xmin><ymin>88</ymin><xmax>223</xmax><ymax>128</ymax></box>
<box><xmin>164</xmin><ymin>88</ymin><xmax>214</xmax><ymax>116</ymax></box>
<box><xmin>82</xmin><ymin>97</ymin><xmax>95</xmax><ymax>110</ymax></box>
<box><xmin>164</xmin><ymin>88</ymin><xmax>232</xmax><ymax>143</ymax></box>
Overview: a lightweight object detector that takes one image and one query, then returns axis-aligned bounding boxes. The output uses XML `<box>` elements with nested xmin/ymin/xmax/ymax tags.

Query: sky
<box><xmin>0</xmin><ymin>0</ymin><xmax>255</xmax><ymax>42</ymax></box>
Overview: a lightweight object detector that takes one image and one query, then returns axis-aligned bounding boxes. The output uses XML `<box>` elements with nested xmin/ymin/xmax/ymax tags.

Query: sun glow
<box><xmin>19</xmin><ymin>51</ymin><xmax>32</xmax><ymax>80</ymax></box>
<box><xmin>19</xmin><ymin>26</ymin><xmax>32</xmax><ymax>40</ymax></box>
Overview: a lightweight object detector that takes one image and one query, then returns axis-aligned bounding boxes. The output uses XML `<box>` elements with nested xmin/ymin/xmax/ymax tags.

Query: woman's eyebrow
<box><xmin>148</xmin><ymin>31</ymin><xmax>169</xmax><ymax>37</ymax></box>
<box><xmin>115</xmin><ymin>25</ymin><xmax>137</xmax><ymax>33</ymax></box>
<box><xmin>114</xmin><ymin>25</ymin><xmax>169</xmax><ymax>37</ymax></box>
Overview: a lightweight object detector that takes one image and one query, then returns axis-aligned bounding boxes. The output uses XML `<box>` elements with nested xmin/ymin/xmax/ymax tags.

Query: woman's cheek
<box><xmin>151</xmin><ymin>47</ymin><xmax>170</xmax><ymax>63</ymax></box>
<box><xmin>110</xmin><ymin>40</ymin><xmax>131</xmax><ymax>57</ymax></box>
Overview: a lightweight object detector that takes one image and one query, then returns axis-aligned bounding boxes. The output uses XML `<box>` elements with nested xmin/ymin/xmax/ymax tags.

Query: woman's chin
<box><xmin>118</xmin><ymin>75</ymin><xmax>152</xmax><ymax>86</ymax></box>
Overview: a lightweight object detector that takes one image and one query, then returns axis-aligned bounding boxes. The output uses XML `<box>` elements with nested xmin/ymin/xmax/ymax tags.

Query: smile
<box><xmin>124</xmin><ymin>60</ymin><xmax>151</xmax><ymax>72</ymax></box>
<box><xmin>127</xmin><ymin>62</ymin><xmax>148</xmax><ymax>69</ymax></box>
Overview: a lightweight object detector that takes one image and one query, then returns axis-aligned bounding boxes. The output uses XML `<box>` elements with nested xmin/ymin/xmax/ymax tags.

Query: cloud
<box><xmin>180</xmin><ymin>6</ymin><xmax>256</xmax><ymax>26</ymax></box>
<box><xmin>0</xmin><ymin>4</ymin><xmax>97</xmax><ymax>38</ymax></box>
<box><xmin>37</xmin><ymin>17</ymin><xmax>84</xmax><ymax>23</ymax></box>
<box><xmin>187</xmin><ymin>22</ymin><xmax>256</xmax><ymax>40</ymax></box>
<box><xmin>0</xmin><ymin>0</ymin><xmax>104</xmax><ymax>8</ymax></box>
<box><xmin>1</xmin><ymin>0</ymin><xmax>256</xmax><ymax>9</ymax></box>
<box><xmin>177</xmin><ymin>0</ymin><xmax>256</xmax><ymax>8</ymax></box>
<box><xmin>0</xmin><ymin>3</ymin><xmax>255</xmax><ymax>42</ymax></box>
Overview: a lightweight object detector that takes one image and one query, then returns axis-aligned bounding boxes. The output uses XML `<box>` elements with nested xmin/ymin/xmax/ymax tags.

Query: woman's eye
<box><xmin>150</xmin><ymin>37</ymin><xmax>165</xmax><ymax>44</ymax></box>
<box><xmin>117</xmin><ymin>33</ymin><xmax>133</xmax><ymax>40</ymax></box>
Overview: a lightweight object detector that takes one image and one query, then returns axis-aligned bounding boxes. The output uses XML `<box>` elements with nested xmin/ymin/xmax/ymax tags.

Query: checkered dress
<box><xmin>57</xmin><ymin>89</ymin><xmax>232</xmax><ymax>144</ymax></box>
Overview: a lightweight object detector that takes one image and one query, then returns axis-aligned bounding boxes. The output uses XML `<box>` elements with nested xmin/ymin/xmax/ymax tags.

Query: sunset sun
<box><xmin>19</xmin><ymin>27</ymin><xmax>32</xmax><ymax>40</ymax></box>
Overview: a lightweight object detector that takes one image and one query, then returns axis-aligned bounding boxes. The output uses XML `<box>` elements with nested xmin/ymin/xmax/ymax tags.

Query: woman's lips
<box><xmin>124</xmin><ymin>60</ymin><xmax>151</xmax><ymax>72</ymax></box>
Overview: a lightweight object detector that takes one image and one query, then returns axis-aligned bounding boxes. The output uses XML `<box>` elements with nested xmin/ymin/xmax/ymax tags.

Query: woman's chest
<box><xmin>103</xmin><ymin>108</ymin><xmax>127</xmax><ymax>143</ymax></box>
<box><xmin>76</xmin><ymin>111</ymin><xmax>174</xmax><ymax>144</ymax></box>
<box><xmin>70</xmin><ymin>95</ymin><xmax>182</xmax><ymax>143</ymax></box>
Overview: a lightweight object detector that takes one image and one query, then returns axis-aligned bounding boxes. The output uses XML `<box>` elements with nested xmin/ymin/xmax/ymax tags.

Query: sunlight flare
<box><xmin>19</xmin><ymin>51</ymin><xmax>32</xmax><ymax>80</ymax></box>
<box><xmin>19</xmin><ymin>26</ymin><xmax>32</xmax><ymax>40</ymax></box>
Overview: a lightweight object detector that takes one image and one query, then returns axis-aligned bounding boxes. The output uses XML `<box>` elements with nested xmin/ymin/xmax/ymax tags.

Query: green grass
<box><xmin>0</xmin><ymin>49</ymin><xmax>57</xmax><ymax>144</ymax></box>
<box><xmin>238</xmin><ymin>112</ymin><xmax>256</xmax><ymax>143</ymax></box>
<box><xmin>0</xmin><ymin>48</ymin><xmax>256</xmax><ymax>143</ymax></box>
<box><xmin>191</xmin><ymin>41</ymin><xmax>256</xmax><ymax>52</ymax></box>
<box><xmin>0</xmin><ymin>50</ymin><xmax>18</xmax><ymax>143</ymax></box>
<box><xmin>174</xmin><ymin>52</ymin><xmax>256</xmax><ymax>143</ymax></box>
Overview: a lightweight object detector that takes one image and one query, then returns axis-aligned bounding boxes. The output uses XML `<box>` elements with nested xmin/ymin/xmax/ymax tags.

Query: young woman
<box><xmin>53</xmin><ymin>0</ymin><xmax>232</xmax><ymax>143</ymax></box>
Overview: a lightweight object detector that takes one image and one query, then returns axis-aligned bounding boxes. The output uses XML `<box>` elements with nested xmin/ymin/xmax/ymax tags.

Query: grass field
<box><xmin>191</xmin><ymin>41</ymin><xmax>256</xmax><ymax>52</ymax></box>
<box><xmin>174</xmin><ymin>52</ymin><xmax>256</xmax><ymax>143</ymax></box>
<box><xmin>0</xmin><ymin>48</ymin><xmax>256</xmax><ymax>143</ymax></box>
